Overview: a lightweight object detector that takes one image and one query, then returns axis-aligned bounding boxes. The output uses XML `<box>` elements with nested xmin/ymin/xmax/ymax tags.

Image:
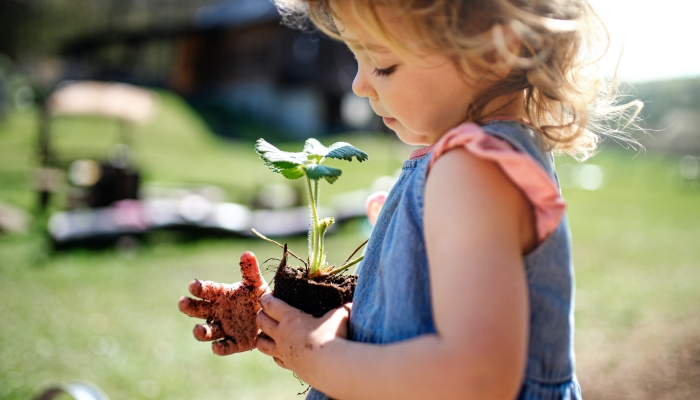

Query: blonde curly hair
<box><xmin>276</xmin><ymin>0</ymin><xmax>641</xmax><ymax>159</ymax></box>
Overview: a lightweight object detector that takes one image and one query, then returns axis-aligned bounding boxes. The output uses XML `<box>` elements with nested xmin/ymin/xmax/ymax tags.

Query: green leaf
<box><xmin>255</xmin><ymin>139</ymin><xmax>306</xmax><ymax>169</ymax></box>
<box><xmin>305</xmin><ymin>164</ymin><xmax>341</xmax><ymax>183</ymax></box>
<box><xmin>279</xmin><ymin>166</ymin><xmax>305</xmax><ymax>180</ymax></box>
<box><xmin>303</xmin><ymin>138</ymin><xmax>329</xmax><ymax>157</ymax></box>
<box><xmin>326</xmin><ymin>142</ymin><xmax>369</xmax><ymax>162</ymax></box>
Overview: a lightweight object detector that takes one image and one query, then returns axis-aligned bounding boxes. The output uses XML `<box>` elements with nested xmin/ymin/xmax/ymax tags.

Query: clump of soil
<box><xmin>272</xmin><ymin>246</ymin><xmax>357</xmax><ymax>317</ymax></box>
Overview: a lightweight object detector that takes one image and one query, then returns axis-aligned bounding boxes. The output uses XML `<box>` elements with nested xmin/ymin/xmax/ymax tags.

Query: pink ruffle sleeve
<box><xmin>428</xmin><ymin>122</ymin><xmax>566</xmax><ymax>243</ymax></box>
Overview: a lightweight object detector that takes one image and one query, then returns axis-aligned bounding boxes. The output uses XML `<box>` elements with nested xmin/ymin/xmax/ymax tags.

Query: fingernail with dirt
<box><xmin>178</xmin><ymin>296</ymin><xmax>190</xmax><ymax>311</ymax></box>
<box><xmin>189</xmin><ymin>280</ymin><xmax>202</xmax><ymax>295</ymax></box>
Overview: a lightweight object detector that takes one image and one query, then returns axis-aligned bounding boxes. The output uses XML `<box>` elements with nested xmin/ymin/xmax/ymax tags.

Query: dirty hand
<box><xmin>256</xmin><ymin>293</ymin><xmax>350</xmax><ymax>380</ymax></box>
<box><xmin>179</xmin><ymin>252</ymin><xmax>269</xmax><ymax>355</ymax></box>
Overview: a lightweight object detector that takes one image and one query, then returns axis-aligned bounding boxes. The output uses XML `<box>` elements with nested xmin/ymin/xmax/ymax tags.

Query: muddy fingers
<box><xmin>240</xmin><ymin>252</ymin><xmax>266</xmax><ymax>290</ymax></box>
<box><xmin>212</xmin><ymin>337</ymin><xmax>239</xmax><ymax>356</ymax></box>
<box><xmin>189</xmin><ymin>279</ymin><xmax>229</xmax><ymax>301</ymax></box>
<box><xmin>194</xmin><ymin>323</ymin><xmax>224</xmax><ymax>341</ymax></box>
<box><xmin>178</xmin><ymin>296</ymin><xmax>214</xmax><ymax>320</ymax></box>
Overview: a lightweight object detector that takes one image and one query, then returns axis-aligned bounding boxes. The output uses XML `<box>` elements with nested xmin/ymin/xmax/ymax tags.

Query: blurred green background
<box><xmin>1</xmin><ymin>91</ymin><xmax>699</xmax><ymax>399</ymax></box>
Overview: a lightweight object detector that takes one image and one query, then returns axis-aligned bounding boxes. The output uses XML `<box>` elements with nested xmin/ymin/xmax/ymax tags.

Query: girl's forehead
<box><xmin>333</xmin><ymin>12</ymin><xmax>389</xmax><ymax>53</ymax></box>
<box><xmin>332</xmin><ymin>5</ymin><xmax>396</xmax><ymax>55</ymax></box>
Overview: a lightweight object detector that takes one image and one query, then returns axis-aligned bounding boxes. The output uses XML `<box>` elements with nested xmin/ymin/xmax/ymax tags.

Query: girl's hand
<box><xmin>255</xmin><ymin>293</ymin><xmax>350</xmax><ymax>380</ymax></box>
<box><xmin>178</xmin><ymin>252</ymin><xmax>270</xmax><ymax>356</ymax></box>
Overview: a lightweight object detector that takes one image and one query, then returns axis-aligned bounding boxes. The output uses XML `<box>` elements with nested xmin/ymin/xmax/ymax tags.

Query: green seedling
<box><xmin>254</xmin><ymin>138</ymin><xmax>369</xmax><ymax>279</ymax></box>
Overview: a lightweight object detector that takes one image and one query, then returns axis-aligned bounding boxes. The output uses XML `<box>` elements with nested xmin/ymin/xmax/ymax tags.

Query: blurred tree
<box><xmin>0</xmin><ymin>0</ymin><xmax>219</xmax><ymax>60</ymax></box>
<box><xmin>0</xmin><ymin>0</ymin><xmax>37</xmax><ymax>59</ymax></box>
<box><xmin>631</xmin><ymin>78</ymin><xmax>700</xmax><ymax>154</ymax></box>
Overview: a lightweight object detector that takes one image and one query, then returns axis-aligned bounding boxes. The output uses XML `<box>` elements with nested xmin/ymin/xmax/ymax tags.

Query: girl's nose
<box><xmin>352</xmin><ymin>68</ymin><xmax>377</xmax><ymax>99</ymax></box>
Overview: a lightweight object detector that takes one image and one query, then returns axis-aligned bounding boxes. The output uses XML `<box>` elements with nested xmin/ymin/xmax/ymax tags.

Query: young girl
<box><xmin>179</xmin><ymin>0</ymin><xmax>637</xmax><ymax>398</ymax></box>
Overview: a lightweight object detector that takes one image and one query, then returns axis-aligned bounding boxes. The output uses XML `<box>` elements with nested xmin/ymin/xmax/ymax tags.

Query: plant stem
<box><xmin>314</xmin><ymin>179</ymin><xmax>327</xmax><ymax>270</ymax></box>
<box><xmin>250</xmin><ymin>229</ymin><xmax>307</xmax><ymax>266</ymax></box>
<box><xmin>313</xmin><ymin>178</ymin><xmax>322</xmax><ymax>271</ymax></box>
<box><xmin>343</xmin><ymin>238</ymin><xmax>369</xmax><ymax>265</ymax></box>
<box><xmin>304</xmin><ymin>171</ymin><xmax>320</xmax><ymax>274</ymax></box>
<box><xmin>314</xmin><ymin>179</ymin><xmax>319</xmax><ymax>209</ymax></box>
<box><xmin>328</xmin><ymin>255</ymin><xmax>364</xmax><ymax>275</ymax></box>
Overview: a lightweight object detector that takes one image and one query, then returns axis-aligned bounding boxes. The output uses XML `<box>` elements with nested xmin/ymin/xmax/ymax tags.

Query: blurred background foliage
<box><xmin>0</xmin><ymin>0</ymin><xmax>214</xmax><ymax>58</ymax></box>
<box><xmin>1</xmin><ymin>0</ymin><xmax>699</xmax><ymax>399</ymax></box>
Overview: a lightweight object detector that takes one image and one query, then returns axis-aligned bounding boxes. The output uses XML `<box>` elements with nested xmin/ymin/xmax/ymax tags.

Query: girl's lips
<box><xmin>382</xmin><ymin>117</ymin><xmax>396</xmax><ymax>125</ymax></box>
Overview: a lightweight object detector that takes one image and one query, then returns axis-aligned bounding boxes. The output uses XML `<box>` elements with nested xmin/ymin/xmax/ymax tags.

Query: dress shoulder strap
<box><xmin>429</xmin><ymin>122</ymin><xmax>565</xmax><ymax>242</ymax></box>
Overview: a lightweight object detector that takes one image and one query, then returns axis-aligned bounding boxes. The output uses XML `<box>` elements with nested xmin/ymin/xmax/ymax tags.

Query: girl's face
<box><xmin>334</xmin><ymin>5</ymin><xmax>487</xmax><ymax>146</ymax></box>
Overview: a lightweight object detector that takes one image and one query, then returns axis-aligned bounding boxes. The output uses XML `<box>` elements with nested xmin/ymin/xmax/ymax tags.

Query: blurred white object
<box><xmin>256</xmin><ymin>183</ymin><xmax>299</xmax><ymax>209</ymax></box>
<box><xmin>35</xmin><ymin>381</ymin><xmax>110</xmax><ymax>400</ymax></box>
<box><xmin>680</xmin><ymin>155</ymin><xmax>700</xmax><ymax>180</ymax></box>
<box><xmin>0</xmin><ymin>201</ymin><xmax>30</xmax><ymax>234</ymax></box>
<box><xmin>179</xmin><ymin>194</ymin><xmax>213</xmax><ymax>223</ymax></box>
<box><xmin>340</xmin><ymin>91</ymin><xmax>374</xmax><ymax>129</ymax></box>
<box><xmin>557</xmin><ymin>163</ymin><xmax>604</xmax><ymax>191</ymax></box>
<box><xmin>47</xmin><ymin>81</ymin><xmax>157</xmax><ymax>124</ymax></box>
<box><xmin>578</xmin><ymin>164</ymin><xmax>604</xmax><ymax>191</ymax></box>
<box><xmin>68</xmin><ymin>159</ymin><xmax>102</xmax><ymax>187</ymax></box>
<box><xmin>252</xmin><ymin>206</ymin><xmax>335</xmax><ymax>237</ymax></box>
<box><xmin>330</xmin><ymin>174</ymin><xmax>398</xmax><ymax>223</ymax></box>
<box><xmin>215</xmin><ymin>203</ymin><xmax>253</xmax><ymax>231</ymax></box>
<box><xmin>371</xmin><ymin>174</ymin><xmax>399</xmax><ymax>193</ymax></box>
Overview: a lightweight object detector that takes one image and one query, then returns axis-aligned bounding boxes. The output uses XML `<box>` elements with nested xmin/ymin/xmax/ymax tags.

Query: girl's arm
<box><xmin>257</xmin><ymin>147</ymin><xmax>534</xmax><ymax>400</ymax></box>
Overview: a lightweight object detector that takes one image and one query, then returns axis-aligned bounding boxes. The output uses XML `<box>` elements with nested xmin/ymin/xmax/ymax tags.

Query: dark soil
<box><xmin>272</xmin><ymin>246</ymin><xmax>357</xmax><ymax>317</ymax></box>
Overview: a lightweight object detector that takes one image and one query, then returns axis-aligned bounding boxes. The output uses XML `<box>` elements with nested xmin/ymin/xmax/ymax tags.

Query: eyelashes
<box><xmin>372</xmin><ymin>65</ymin><xmax>397</xmax><ymax>77</ymax></box>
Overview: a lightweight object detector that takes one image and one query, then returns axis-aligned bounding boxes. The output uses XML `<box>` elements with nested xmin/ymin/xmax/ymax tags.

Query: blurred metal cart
<box><xmin>36</xmin><ymin>80</ymin><xmax>156</xmax><ymax>248</ymax></box>
<box><xmin>35</xmin><ymin>381</ymin><xmax>110</xmax><ymax>400</ymax></box>
<box><xmin>37</xmin><ymin>81</ymin><xmax>368</xmax><ymax>249</ymax></box>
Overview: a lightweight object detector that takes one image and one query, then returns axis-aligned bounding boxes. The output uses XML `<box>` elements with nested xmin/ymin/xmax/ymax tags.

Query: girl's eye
<box><xmin>372</xmin><ymin>65</ymin><xmax>397</xmax><ymax>77</ymax></box>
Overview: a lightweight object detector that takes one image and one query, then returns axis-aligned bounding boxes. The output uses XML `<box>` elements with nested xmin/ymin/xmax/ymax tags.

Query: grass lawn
<box><xmin>1</xmin><ymin>91</ymin><xmax>698</xmax><ymax>399</ymax></box>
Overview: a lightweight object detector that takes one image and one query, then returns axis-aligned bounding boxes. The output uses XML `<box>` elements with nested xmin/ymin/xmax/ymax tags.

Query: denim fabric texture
<box><xmin>307</xmin><ymin>121</ymin><xmax>581</xmax><ymax>400</ymax></box>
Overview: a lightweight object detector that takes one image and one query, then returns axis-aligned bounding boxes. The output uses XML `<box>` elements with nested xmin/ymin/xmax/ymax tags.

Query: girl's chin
<box><xmin>392</xmin><ymin>127</ymin><xmax>433</xmax><ymax>147</ymax></box>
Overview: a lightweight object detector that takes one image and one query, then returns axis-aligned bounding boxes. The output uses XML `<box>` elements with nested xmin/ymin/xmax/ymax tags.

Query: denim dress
<box><xmin>307</xmin><ymin>121</ymin><xmax>582</xmax><ymax>400</ymax></box>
